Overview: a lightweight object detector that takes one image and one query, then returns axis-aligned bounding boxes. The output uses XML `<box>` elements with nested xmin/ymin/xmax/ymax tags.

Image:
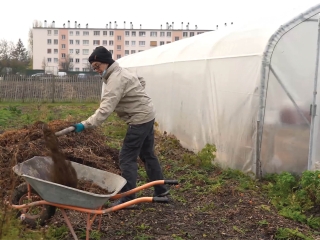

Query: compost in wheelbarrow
<box><xmin>12</xmin><ymin>156</ymin><xmax>127</xmax><ymax>209</ymax></box>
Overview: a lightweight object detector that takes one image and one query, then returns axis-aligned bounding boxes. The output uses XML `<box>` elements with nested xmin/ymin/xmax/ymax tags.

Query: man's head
<box><xmin>88</xmin><ymin>46</ymin><xmax>114</xmax><ymax>74</ymax></box>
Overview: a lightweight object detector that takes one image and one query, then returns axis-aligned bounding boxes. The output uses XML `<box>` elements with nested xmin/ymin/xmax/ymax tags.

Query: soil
<box><xmin>42</xmin><ymin>122</ymin><xmax>78</xmax><ymax>188</ymax></box>
<box><xmin>0</xmin><ymin>120</ymin><xmax>318</xmax><ymax>239</ymax></box>
<box><xmin>77</xmin><ymin>179</ymin><xmax>113</xmax><ymax>195</ymax></box>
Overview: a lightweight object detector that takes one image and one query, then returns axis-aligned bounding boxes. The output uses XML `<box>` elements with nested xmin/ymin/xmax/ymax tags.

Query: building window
<box><xmin>76</xmin><ymin>58</ymin><xmax>80</xmax><ymax>63</ymax></box>
<box><xmin>138</xmin><ymin>50</ymin><xmax>143</xmax><ymax>52</ymax></box>
<box><xmin>117</xmin><ymin>36</ymin><xmax>121</xmax><ymax>41</ymax></box>
<box><xmin>70</xmin><ymin>31</ymin><xmax>73</xmax><ymax>36</ymax></box>
<box><xmin>47</xmin><ymin>49</ymin><xmax>52</xmax><ymax>54</ymax></box>
<box><xmin>54</xmin><ymin>39</ymin><xmax>58</xmax><ymax>44</ymax></box>
<box><xmin>183</xmin><ymin>32</ymin><xmax>188</xmax><ymax>37</ymax></box>
<box><xmin>131</xmin><ymin>50</ymin><xmax>136</xmax><ymax>54</ymax></box>
<box><xmin>150</xmin><ymin>32</ymin><xmax>157</xmax><ymax>37</ymax></box>
<box><xmin>132</xmin><ymin>31</ymin><xmax>136</xmax><ymax>36</ymax></box>
<box><xmin>109</xmin><ymin>40</ymin><xmax>113</xmax><ymax>46</ymax></box>
<box><xmin>47</xmin><ymin>58</ymin><xmax>51</xmax><ymax>62</ymax></box>
<box><xmin>69</xmin><ymin>40</ymin><xmax>73</xmax><ymax>44</ymax></box>
<box><xmin>47</xmin><ymin>39</ymin><xmax>52</xmax><ymax>44</ymax></box>
<box><xmin>54</xmin><ymin>58</ymin><xmax>58</xmax><ymax>63</ymax></box>
<box><xmin>190</xmin><ymin>32</ymin><xmax>194</xmax><ymax>37</ymax></box>
<box><xmin>160</xmin><ymin>41</ymin><xmax>165</xmax><ymax>46</ymax></box>
<box><xmin>109</xmin><ymin>50</ymin><xmax>113</xmax><ymax>55</ymax></box>
<box><xmin>166</xmin><ymin>41</ymin><xmax>171</xmax><ymax>44</ymax></box>
<box><xmin>139</xmin><ymin>31</ymin><xmax>146</xmax><ymax>37</ymax></box>
<box><xmin>47</xmin><ymin>30</ymin><xmax>51</xmax><ymax>35</ymax></box>
<box><xmin>139</xmin><ymin>41</ymin><xmax>145</xmax><ymax>46</ymax></box>
<box><xmin>197</xmin><ymin>32</ymin><xmax>204</xmax><ymax>35</ymax></box>
<box><xmin>125</xmin><ymin>31</ymin><xmax>129</xmax><ymax>36</ymax></box>
<box><xmin>62</xmin><ymin>35</ymin><xmax>66</xmax><ymax>39</ymax></box>
<box><xmin>103</xmin><ymin>31</ymin><xmax>107</xmax><ymax>36</ymax></box>
<box><xmin>54</xmin><ymin>30</ymin><xmax>58</xmax><ymax>35</ymax></box>
<box><xmin>75</xmin><ymin>68</ymin><xmax>79</xmax><ymax>71</ymax></box>
<box><xmin>167</xmin><ymin>32</ymin><xmax>171</xmax><ymax>37</ymax></box>
<box><xmin>69</xmin><ymin>49</ymin><xmax>73</xmax><ymax>54</ymax></box>
<box><xmin>125</xmin><ymin>50</ymin><xmax>129</xmax><ymax>55</ymax></box>
<box><xmin>61</xmin><ymin>53</ymin><xmax>66</xmax><ymax>58</ymax></box>
<box><xmin>116</xmin><ymin>54</ymin><xmax>121</xmax><ymax>59</ymax></box>
<box><xmin>117</xmin><ymin>45</ymin><xmax>121</xmax><ymax>50</ymax></box>
<box><xmin>160</xmin><ymin>32</ymin><xmax>165</xmax><ymax>37</ymax></box>
<box><xmin>54</xmin><ymin>49</ymin><xmax>58</xmax><ymax>54</ymax></box>
<box><xmin>103</xmin><ymin>40</ymin><xmax>107</xmax><ymax>45</ymax></box>
<box><xmin>83</xmin><ymin>68</ymin><xmax>89</xmax><ymax>72</ymax></box>
<box><xmin>83</xmin><ymin>31</ymin><xmax>89</xmax><ymax>36</ymax></box>
<box><xmin>131</xmin><ymin>41</ymin><xmax>136</xmax><ymax>46</ymax></box>
<box><xmin>62</xmin><ymin>44</ymin><xmax>66</xmax><ymax>49</ymax></box>
<box><xmin>93</xmin><ymin>40</ymin><xmax>100</xmax><ymax>45</ymax></box>
<box><xmin>75</xmin><ymin>49</ymin><xmax>80</xmax><ymax>54</ymax></box>
<box><xmin>83</xmin><ymin>40</ymin><xmax>89</xmax><ymax>45</ymax></box>
<box><xmin>150</xmin><ymin>41</ymin><xmax>157</xmax><ymax>46</ymax></box>
<box><xmin>70</xmin><ymin>58</ymin><xmax>73</xmax><ymax>62</ymax></box>
<box><xmin>175</xmin><ymin>37</ymin><xmax>179</xmax><ymax>41</ymax></box>
<box><xmin>83</xmin><ymin>49</ymin><xmax>89</xmax><ymax>55</ymax></box>
<box><xmin>109</xmin><ymin>31</ymin><xmax>114</xmax><ymax>36</ymax></box>
<box><xmin>76</xmin><ymin>40</ymin><xmax>80</xmax><ymax>45</ymax></box>
<box><xmin>76</xmin><ymin>31</ymin><xmax>80</xmax><ymax>36</ymax></box>
<box><xmin>125</xmin><ymin>41</ymin><xmax>129</xmax><ymax>45</ymax></box>
<box><xmin>94</xmin><ymin>31</ymin><xmax>100</xmax><ymax>36</ymax></box>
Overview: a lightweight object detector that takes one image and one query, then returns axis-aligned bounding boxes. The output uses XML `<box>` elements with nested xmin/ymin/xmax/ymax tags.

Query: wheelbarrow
<box><xmin>9</xmin><ymin>156</ymin><xmax>179</xmax><ymax>240</ymax></box>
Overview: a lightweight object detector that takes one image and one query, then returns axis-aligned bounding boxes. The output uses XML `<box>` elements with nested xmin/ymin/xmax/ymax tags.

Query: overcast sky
<box><xmin>1</xmin><ymin>0</ymin><xmax>320</xmax><ymax>50</ymax></box>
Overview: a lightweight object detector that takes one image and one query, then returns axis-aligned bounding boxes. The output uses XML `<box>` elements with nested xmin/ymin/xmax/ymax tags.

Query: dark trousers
<box><xmin>119</xmin><ymin>119</ymin><xmax>167</xmax><ymax>201</ymax></box>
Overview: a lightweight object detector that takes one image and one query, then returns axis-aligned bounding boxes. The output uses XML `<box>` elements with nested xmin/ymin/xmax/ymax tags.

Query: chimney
<box><xmin>68</xmin><ymin>20</ymin><xmax>70</xmax><ymax>28</ymax></box>
<box><xmin>78</xmin><ymin>23</ymin><xmax>81</xmax><ymax>28</ymax></box>
<box><xmin>216</xmin><ymin>25</ymin><xmax>218</xmax><ymax>30</ymax></box>
<box><xmin>86</xmin><ymin>23</ymin><xmax>88</xmax><ymax>28</ymax></box>
<box><xmin>109</xmin><ymin>21</ymin><xmax>111</xmax><ymax>29</ymax></box>
<box><xmin>231</xmin><ymin>22</ymin><xmax>233</xmax><ymax>25</ymax></box>
<box><xmin>75</xmin><ymin>21</ymin><xmax>77</xmax><ymax>28</ymax></box>
<box><xmin>63</xmin><ymin>23</ymin><xmax>65</xmax><ymax>28</ymax></box>
<box><xmin>195</xmin><ymin>25</ymin><xmax>198</xmax><ymax>30</ymax></box>
<box><xmin>172</xmin><ymin>22</ymin><xmax>174</xmax><ymax>29</ymax></box>
<box><xmin>115</xmin><ymin>21</ymin><xmax>117</xmax><ymax>29</ymax></box>
<box><xmin>225</xmin><ymin>23</ymin><xmax>227</xmax><ymax>27</ymax></box>
<box><xmin>106</xmin><ymin>24</ymin><xmax>108</xmax><ymax>28</ymax></box>
<box><xmin>130</xmin><ymin>22</ymin><xmax>132</xmax><ymax>29</ymax></box>
<box><xmin>140</xmin><ymin>24</ymin><xmax>142</xmax><ymax>29</ymax></box>
<box><xmin>124</xmin><ymin>21</ymin><xmax>126</xmax><ymax>29</ymax></box>
<box><xmin>44</xmin><ymin>20</ymin><xmax>47</xmax><ymax>28</ymax></box>
<box><xmin>160</xmin><ymin>24</ymin><xmax>162</xmax><ymax>29</ymax></box>
<box><xmin>181</xmin><ymin>22</ymin><xmax>183</xmax><ymax>30</ymax></box>
<box><xmin>187</xmin><ymin>22</ymin><xmax>189</xmax><ymax>30</ymax></box>
<box><xmin>166</xmin><ymin>22</ymin><xmax>169</xmax><ymax>29</ymax></box>
<box><xmin>52</xmin><ymin>21</ymin><xmax>55</xmax><ymax>28</ymax></box>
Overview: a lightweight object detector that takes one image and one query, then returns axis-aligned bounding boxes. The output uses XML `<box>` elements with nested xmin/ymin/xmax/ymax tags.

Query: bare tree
<box><xmin>33</xmin><ymin>20</ymin><xmax>43</xmax><ymax>28</ymax></box>
<box><xmin>59</xmin><ymin>54</ymin><xmax>74</xmax><ymax>71</ymax></box>
<box><xmin>28</xmin><ymin>29</ymin><xmax>33</xmax><ymax>57</ymax></box>
<box><xmin>42</xmin><ymin>57</ymin><xmax>48</xmax><ymax>70</ymax></box>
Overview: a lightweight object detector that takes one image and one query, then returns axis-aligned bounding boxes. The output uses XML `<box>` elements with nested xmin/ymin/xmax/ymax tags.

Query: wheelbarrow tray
<box><xmin>12</xmin><ymin>156</ymin><xmax>127</xmax><ymax>209</ymax></box>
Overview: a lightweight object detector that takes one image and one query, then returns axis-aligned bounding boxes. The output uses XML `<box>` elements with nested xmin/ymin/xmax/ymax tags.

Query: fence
<box><xmin>0</xmin><ymin>75</ymin><xmax>102</xmax><ymax>102</ymax></box>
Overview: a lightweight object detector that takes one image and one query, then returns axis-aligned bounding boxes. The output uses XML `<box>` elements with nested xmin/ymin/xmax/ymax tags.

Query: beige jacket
<box><xmin>82</xmin><ymin>62</ymin><xmax>155</xmax><ymax>128</ymax></box>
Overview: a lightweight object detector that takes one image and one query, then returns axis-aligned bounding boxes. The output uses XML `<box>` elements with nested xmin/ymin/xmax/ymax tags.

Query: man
<box><xmin>73</xmin><ymin>46</ymin><xmax>169</xmax><ymax>207</ymax></box>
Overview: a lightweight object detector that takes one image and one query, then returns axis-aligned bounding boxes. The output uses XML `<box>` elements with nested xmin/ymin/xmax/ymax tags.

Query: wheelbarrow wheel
<box><xmin>11</xmin><ymin>182</ymin><xmax>56</xmax><ymax>228</ymax></box>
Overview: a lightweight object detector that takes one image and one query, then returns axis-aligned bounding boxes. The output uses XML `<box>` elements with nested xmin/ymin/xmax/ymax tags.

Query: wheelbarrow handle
<box><xmin>153</xmin><ymin>197</ymin><xmax>169</xmax><ymax>204</ymax></box>
<box><xmin>164</xmin><ymin>180</ymin><xmax>179</xmax><ymax>185</ymax></box>
<box><xmin>55</xmin><ymin>126</ymin><xmax>75</xmax><ymax>136</ymax></box>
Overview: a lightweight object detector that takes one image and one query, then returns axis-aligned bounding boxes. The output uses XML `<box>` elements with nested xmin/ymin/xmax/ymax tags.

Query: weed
<box><xmin>275</xmin><ymin>228</ymin><xmax>313</xmax><ymax>240</ymax></box>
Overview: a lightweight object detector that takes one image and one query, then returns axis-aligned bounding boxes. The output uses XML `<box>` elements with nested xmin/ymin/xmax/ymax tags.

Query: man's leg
<box><xmin>119</xmin><ymin>123</ymin><xmax>149</xmax><ymax>202</ymax></box>
<box><xmin>139</xmin><ymin>120</ymin><xmax>168</xmax><ymax>196</ymax></box>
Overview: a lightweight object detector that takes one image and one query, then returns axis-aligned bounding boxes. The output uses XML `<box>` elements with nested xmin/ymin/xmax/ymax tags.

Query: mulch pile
<box><xmin>0</xmin><ymin>120</ymin><xmax>121</xmax><ymax>197</ymax></box>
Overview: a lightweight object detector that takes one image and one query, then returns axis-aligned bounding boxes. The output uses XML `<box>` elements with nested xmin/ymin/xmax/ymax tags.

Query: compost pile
<box><xmin>0</xmin><ymin>120</ymin><xmax>121</xmax><ymax>196</ymax></box>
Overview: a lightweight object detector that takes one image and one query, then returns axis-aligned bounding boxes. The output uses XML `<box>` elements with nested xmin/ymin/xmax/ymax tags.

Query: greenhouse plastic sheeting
<box><xmin>103</xmin><ymin>4</ymin><xmax>320</xmax><ymax>176</ymax></box>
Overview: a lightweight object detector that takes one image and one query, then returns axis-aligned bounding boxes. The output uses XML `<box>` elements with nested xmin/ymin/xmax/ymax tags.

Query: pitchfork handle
<box><xmin>55</xmin><ymin>126</ymin><xmax>75</xmax><ymax>136</ymax></box>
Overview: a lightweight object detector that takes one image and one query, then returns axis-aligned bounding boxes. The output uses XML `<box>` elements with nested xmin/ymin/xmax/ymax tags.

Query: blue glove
<box><xmin>74</xmin><ymin>123</ymin><xmax>85</xmax><ymax>133</ymax></box>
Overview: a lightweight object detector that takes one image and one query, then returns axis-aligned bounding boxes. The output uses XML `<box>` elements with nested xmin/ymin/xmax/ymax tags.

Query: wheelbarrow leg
<box><xmin>60</xmin><ymin>209</ymin><xmax>78</xmax><ymax>240</ymax></box>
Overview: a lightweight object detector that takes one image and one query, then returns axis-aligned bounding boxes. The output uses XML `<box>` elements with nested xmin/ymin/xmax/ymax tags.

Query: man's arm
<box><xmin>82</xmin><ymin>73</ymin><xmax>125</xmax><ymax>128</ymax></box>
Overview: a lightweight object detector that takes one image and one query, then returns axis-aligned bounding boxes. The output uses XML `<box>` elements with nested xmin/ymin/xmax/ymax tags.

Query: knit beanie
<box><xmin>88</xmin><ymin>46</ymin><xmax>115</xmax><ymax>65</ymax></box>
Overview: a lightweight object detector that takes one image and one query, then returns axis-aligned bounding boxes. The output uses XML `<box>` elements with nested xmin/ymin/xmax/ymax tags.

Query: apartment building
<box><xmin>33</xmin><ymin>21</ymin><xmax>212</xmax><ymax>71</ymax></box>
